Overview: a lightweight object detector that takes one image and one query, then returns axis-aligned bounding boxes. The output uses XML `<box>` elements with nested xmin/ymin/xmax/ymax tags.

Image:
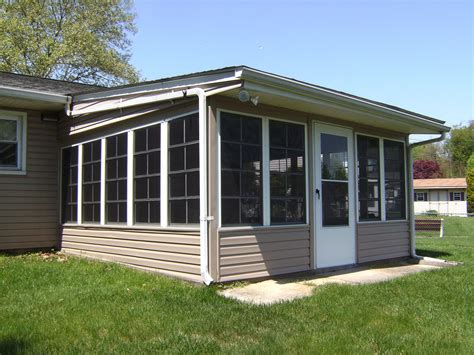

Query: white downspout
<box><xmin>407</xmin><ymin>132</ymin><xmax>446</xmax><ymax>258</ymax></box>
<box><xmin>186</xmin><ymin>88</ymin><xmax>214</xmax><ymax>285</ymax></box>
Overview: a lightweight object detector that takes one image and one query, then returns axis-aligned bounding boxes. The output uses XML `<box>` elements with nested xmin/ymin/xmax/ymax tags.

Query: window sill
<box><xmin>357</xmin><ymin>219</ymin><xmax>408</xmax><ymax>225</ymax></box>
<box><xmin>61</xmin><ymin>223</ymin><xmax>200</xmax><ymax>232</ymax></box>
<box><xmin>218</xmin><ymin>224</ymin><xmax>310</xmax><ymax>232</ymax></box>
<box><xmin>0</xmin><ymin>169</ymin><xmax>26</xmax><ymax>176</ymax></box>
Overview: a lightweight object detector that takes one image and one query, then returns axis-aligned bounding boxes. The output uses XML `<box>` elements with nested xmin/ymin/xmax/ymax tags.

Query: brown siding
<box><xmin>357</xmin><ymin>221</ymin><xmax>410</xmax><ymax>263</ymax></box>
<box><xmin>218</xmin><ymin>226</ymin><xmax>311</xmax><ymax>282</ymax></box>
<box><xmin>0</xmin><ymin>109</ymin><xmax>59</xmax><ymax>250</ymax></box>
<box><xmin>62</xmin><ymin>227</ymin><xmax>201</xmax><ymax>282</ymax></box>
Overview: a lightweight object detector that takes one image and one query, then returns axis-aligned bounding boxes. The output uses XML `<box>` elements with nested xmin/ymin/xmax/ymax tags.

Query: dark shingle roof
<box><xmin>0</xmin><ymin>71</ymin><xmax>102</xmax><ymax>95</ymax></box>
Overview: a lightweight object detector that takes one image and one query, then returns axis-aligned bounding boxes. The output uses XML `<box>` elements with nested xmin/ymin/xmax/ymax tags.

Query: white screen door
<box><xmin>314</xmin><ymin>123</ymin><xmax>356</xmax><ymax>268</ymax></box>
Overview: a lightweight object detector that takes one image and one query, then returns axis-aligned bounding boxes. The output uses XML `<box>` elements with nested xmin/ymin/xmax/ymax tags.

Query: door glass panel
<box><xmin>322</xmin><ymin>181</ymin><xmax>349</xmax><ymax>226</ymax></box>
<box><xmin>320</xmin><ymin>133</ymin><xmax>349</xmax><ymax>226</ymax></box>
<box><xmin>321</xmin><ymin>134</ymin><xmax>348</xmax><ymax>180</ymax></box>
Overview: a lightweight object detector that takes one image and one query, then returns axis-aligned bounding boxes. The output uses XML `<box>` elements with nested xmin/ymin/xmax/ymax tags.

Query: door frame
<box><xmin>312</xmin><ymin>122</ymin><xmax>356</xmax><ymax>269</ymax></box>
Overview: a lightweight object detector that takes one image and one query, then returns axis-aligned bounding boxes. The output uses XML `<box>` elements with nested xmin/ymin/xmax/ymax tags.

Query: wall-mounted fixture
<box><xmin>238</xmin><ymin>89</ymin><xmax>259</xmax><ymax>106</ymax></box>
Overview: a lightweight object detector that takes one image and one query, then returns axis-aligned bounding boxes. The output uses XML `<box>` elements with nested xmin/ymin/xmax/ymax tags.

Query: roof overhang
<box><xmin>70</xmin><ymin>66</ymin><xmax>450</xmax><ymax>135</ymax></box>
<box><xmin>0</xmin><ymin>85</ymin><xmax>69</xmax><ymax>111</ymax></box>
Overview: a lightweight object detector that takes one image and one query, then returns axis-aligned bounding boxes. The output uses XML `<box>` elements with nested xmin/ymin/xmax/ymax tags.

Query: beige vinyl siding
<box><xmin>357</xmin><ymin>221</ymin><xmax>410</xmax><ymax>263</ymax></box>
<box><xmin>0</xmin><ymin>109</ymin><xmax>59</xmax><ymax>250</ymax></box>
<box><xmin>62</xmin><ymin>227</ymin><xmax>201</xmax><ymax>282</ymax></box>
<box><xmin>218</xmin><ymin>226</ymin><xmax>311</xmax><ymax>282</ymax></box>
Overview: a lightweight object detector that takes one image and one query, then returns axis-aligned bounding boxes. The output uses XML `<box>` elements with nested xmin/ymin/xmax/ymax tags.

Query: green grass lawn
<box><xmin>1</xmin><ymin>218</ymin><xmax>473</xmax><ymax>354</ymax></box>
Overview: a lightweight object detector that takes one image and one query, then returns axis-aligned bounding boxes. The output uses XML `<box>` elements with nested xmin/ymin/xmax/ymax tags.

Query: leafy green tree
<box><xmin>0</xmin><ymin>0</ymin><xmax>140</xmax><ymax>86</ymax></box>
<box><xmin>466</xmin><ymin>154</ymin><xmax>474</xmax><ymax>213</ymax></box>
<box><xmin>445</xmin><ymin>121</ymin><xmax>474</xmax><ymax>176</ymax></box>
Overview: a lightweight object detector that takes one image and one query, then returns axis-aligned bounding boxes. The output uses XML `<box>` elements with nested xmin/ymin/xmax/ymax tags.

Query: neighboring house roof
<box><xmin>414</xmin><ymin>178</ymin><xmax>467</xmax><ymax>189</ymax></box>
<box><xmin>0</xmin><ymin>71</ymin><xmax>101</xmax><ymax>95</ymax></box>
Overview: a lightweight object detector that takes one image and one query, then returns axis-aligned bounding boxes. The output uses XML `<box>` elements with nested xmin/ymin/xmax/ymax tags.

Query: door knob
<box><xmin>315</xmin><ymin>188</ymin><xmax>320</xmax><ymax>199</ymax></box>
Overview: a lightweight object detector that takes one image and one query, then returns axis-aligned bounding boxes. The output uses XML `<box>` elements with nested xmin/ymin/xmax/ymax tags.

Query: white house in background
<box><xmin>413</xmin><ymin>178</ymin><xmax>468</xmax><ymax>216</ymax></box>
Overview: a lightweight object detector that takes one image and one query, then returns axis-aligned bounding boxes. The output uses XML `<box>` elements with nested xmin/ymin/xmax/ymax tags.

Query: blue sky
<box><xmin>130</xmin><ymin>0</ymin><xmax>473</xmax><ymax>128</ymax></box>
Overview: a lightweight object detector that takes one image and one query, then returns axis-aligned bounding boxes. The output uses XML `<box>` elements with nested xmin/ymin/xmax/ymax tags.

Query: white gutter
<box><xmin>239</xmin><ymin>68</ymin><xmax>450</xmax><ymax>133</ymax></box>
<box><xmin>0</xmin><ymin>85</ymin><xmax>68</xmax><ymax>104</ymax></box>
<box><xmin>407</xmin><ymin>132</ymin><xmax>447</xmax><ymax>258</ymax></box>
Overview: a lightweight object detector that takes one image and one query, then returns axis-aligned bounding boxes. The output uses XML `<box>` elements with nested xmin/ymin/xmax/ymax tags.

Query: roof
<box><xmin>74</xmin><ymin>65</ymin><xmax>446</xmax><ymax>126</ymax></box>
<box><xmin>414</xmin><ymin>178</ymin><xmax>467</xmax><ymax>189</ymax></box>
<box><xmin>0</xmin><ymin>71</ymin><xmax>101</xmax><ymax>95</ymax></box>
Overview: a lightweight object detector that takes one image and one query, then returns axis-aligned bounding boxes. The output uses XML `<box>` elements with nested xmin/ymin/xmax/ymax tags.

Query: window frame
<box><xmin>217</xmin><ymin>109</ymin><xmax>309</xmax><ymax>229</ymax></box>
<box><xmin>0</xmin><ymin>110</ymin><xmax>27</xmax><ymax>174</ymax></box>
<box><xmin>355</xmin><ymin>133</ymin><xmax>408</xmax><ymax>223</ymax></box>
<box><xmin>415</xmin><ymin>192</ymin><xmax>428</xmax><ymax>201</ymax></box>
<box><xmin>59</xmin><ymin>109</ymin><xmax>200</xmax><ymax>231</ymax></box>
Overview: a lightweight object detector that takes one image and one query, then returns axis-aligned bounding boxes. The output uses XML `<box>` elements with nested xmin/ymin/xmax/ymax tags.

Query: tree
<box><xmin>413</xmin><ymin>160</ymin><xmax>442</xmax><ymax>179</ymax></box>
<box><xmin>0</xmin><ymin>0</ymin><xmax>140</xmax><ymax>86</ymax></box>
<box><xmin>445</xmin><ymin>121</ymin><xmax>474</xmax><ymax>176</ymax></box>
<box><xmin>466</xmin><ymin>154</ymin><xmax>474</xmax><ymax>213</ymax></box>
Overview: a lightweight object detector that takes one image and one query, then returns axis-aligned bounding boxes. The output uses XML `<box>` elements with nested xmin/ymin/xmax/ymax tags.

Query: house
<box><xmin>0</xmin><ymin>67</ymin><xmax>450</xmax><ymax>284</ymax></box>
<box><xmin>414</xmin><ymin>178</ymin><xmax>468</xmax><ymax>216</ymax></box>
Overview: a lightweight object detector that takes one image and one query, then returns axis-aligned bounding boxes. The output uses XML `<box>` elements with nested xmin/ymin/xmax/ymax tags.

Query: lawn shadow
<box><xmin>0</xmin><ymin>338</ymin><xmax>30</xmax><ymax>354</ymax></box>
<box><xmin>416</xmin><ymin>249</ymin><xmax>452</xmax><ymax>258</ymax></box>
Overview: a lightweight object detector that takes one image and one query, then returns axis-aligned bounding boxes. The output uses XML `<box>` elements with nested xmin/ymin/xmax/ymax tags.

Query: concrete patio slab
<box><xmin>219</xmin><ymin>260</ymin><xmax>451</xmax><ymax>305</ymax></box>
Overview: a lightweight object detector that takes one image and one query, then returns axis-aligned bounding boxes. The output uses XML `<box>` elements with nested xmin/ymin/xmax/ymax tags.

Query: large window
<box><xmin>357</xmin><ymin>135</ymin><xmax>381</xmax><ymax>221</ymax></box>
<box><xmin>0</xmin><ymin>112</ymin><xmax>25</xmax><ymax>171</ymax></box>
<box><xmin>220</xmin><ymin>112</ymin><xmax>262</xmax><ymax>226</ymax></box>
<box><xmin>134</xmin><ymin>125</ymin><xmax>160</xmax><ymax>224</ymax></box>
<box><xmin>168</xmin><ymin>114</ymin><xmax>200</xmax><ymax>224</ymax></box>
<box><xmin>82</xmin><ymin>140</ymin><xmax>101</xmax><ymax>223</ymax></box>
<box><xmin>106</xmin><ymin>133</ymin><xmax>127</xmax><ymax>223</ymax></box>
<box><xmin>269</xmin><ymin>120</ymin><xmax>305</xmax><ymax>224</ymax></box>
<box><xmin>61</xmin><ymin>146</ymin><xmax>78</xmax><ymax>223</ymax></box>
<box><xmin>384</xmin><ymin>140</ymin><xmax>406</xmax><ymax>220</ymax></box>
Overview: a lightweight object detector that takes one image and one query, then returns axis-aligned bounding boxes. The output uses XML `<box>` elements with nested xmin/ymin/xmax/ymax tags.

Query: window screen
<box><xmin>220</xmin><ymin>112</ymin><xmax>262</xmax><ymax>226</ymax></box>
<box><xmin>106</xmin><ymin>133</ymin><xmax>127</xmax><ymax>223</ymax></box>
<box><xmin>168</xmin><ymin>114</ymin><xmax>200</xmax><ymax>224</ymax></box>
<box><xmin>357</xmin><ymin>135</ymin><xmax>381</xmax><ymax>221</ymax></box>
<box><xmin>269</xmin><ymin>120</ymin><xmax>305</xmax><ymax>224</ymax></box>
<box><xmin>134</xmin><ymin>125</ymin><xmax>160</xmax><ymax>224</ymax></box>
<box><xmin>384</xmin><ymin>140</ymin><xmax>406</xmax><ymax>220</ymax></box>
<box><xmin>82</xmin><ymin>140</ymin><xmax>101</xmax><ymax>223</ymax></box>
<box><xmin>61</xmin><ymin>146</ymin><xmax>78</xmax><ymax>223</ymax></box>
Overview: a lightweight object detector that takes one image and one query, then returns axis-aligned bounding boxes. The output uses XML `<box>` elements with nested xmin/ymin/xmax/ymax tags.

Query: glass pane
<box><xmin>107</xmin><ymin>181</ymin><xmax>118</xmax><ymax>201</ymax></box>
<box><xmin>321</xmin><ymin>134</ymin><xmax>348</xmax><ymax>180</ymax></box>
<box><xmin>0</xmin><ymin>143</ymin><xmax>17</xmax><ymax>166</ymax></box>
<box><xmin>241</xmin><ymin>199</ymin><xmax>261</xmax><ymax>224</ymax></box>
<box><xmin>107</xmin><ymin>203</ymin><xmax>118</xmax><ymax>223</ymax></box>
<box><xmin>135</xmin><ymin>202</ymin><xmax>148</xmax><ymax>223</ymax></box>
<box><xmin>117</xmin><ymin>133</ymin><xmax>128</xmax><ymax>156</ymax></box>
<box><xmin>169</xmin><ymin>147</ymin><xmax>184</xmax><ymax>171</ymax></box>
<box><xmin>221</xmin><ymin>198</ymin><xmax>239</xmax><ymax>225</ymax></box>
<box><xmin>118</xmin><ymin>202</ymin><xmax>127</xmax><ymax>223</ymax></box>
<box><xmin>106</xmin><ymin>136</ymin><xmax>116</xmax><ymax>157</ymax></box>
<box><xmin>118</xmin><ymin>180</ymin><xmax>127</xmax><ymax>200</ymax></box>
<box><xmin>187</xmin><ymin>199</ymin><xmax>200</xmax><ymax>223</ymax></box>
<box><xmin>92</xmin><ymin>141</ymin><xmax>101</xmax><ymax>161</ymax></box>
<box><xmin>147</xmin><ymin>125</ymin><xmax>161</xmax><ymax>150</ymax></box>
<box><xmin>148</xmin><ymin>151</ymin><xmax>160</xmax><ymax>174</ymax></box>
<box><xmin>322</xmin><ymin>181</ymin><xmax>349</xmax><ymax>226</ymax></box>
<box><xmin>169</xmin><ymin>173</ymin><xmax>185</xmax><ymax>197</ymax></box>
<box><xmin>82</xmin><ymin>143</ymin><xmax>92</xmax><ymax>163</ymax></box>
<box><xmin>287</xmin><ymin>199</ymin><xmax>305</xmax><ymax>223</ymax></box>
<box><xmin>270</xmin><ymin>148</ymin><xmax>286</xmax><ymax>172</ymax></box>
<box><xmin>107</xmin><ymin>160</ymin><xmax>117</xmax><ymax>179</ymax></box>
<box><xmin>359</xmin><ymin>200</ymin><xmax>380</xmax><ymax>220</ymax></box>
<box><xmin>287</xmin><ymin>174</ymin><xmax>305</xmax><ymax>197</ymax></box>
<box><xmin>386</xmin><ymin>199</ymin><xmax>405</xmax><ymax>220</ymax></box>
<box><xmin>287</xmin><ymin>150</ymin><xmax>304</xmax><ymax>173</ymax></box>
<box><xmin>185</xmin><ymin>114</ymin><xmax>199</xmax><ymax>142</ymax></box>
<box><xmin>271</xmin><ymin>199</ymin><xmax>286</xmax><ymax>223</ymax></box>
<box><xmin>117</xmin><ymin>157</ymin><xmax>127</xmax><ymax>178</ymax></box>
<box><xmin>270</xmin><ymin>173</ymin><xmax>286</xmax><ymax>197</ymax></box>
<box><xmin>186</xmin><ymin>171</ymin><xmax>199</xmax><ymax>197</ymax></box>
<box><xmin>170</xmin><ymin>200</ymin><xmax>186</xmax><ymax>224</ymax></box>
<box><xmin>135</xmin><ymin>177</ymin><xmax>148</xmax><ymax>199</ymax></box>
<box><xmin>0</xmin><ymin>120</ymin><xmax>17</xmax><ymax>141</ymax></box>
<box><xmin>221</xmin><ymin>170</ymin><xmax>240</xmax><ymax>197</ymax></box>
<box><xmin>221</xmin><ymin>113</ymin><xmax>241</xmax><ymax>142</ymax></box>
<box><xmin>269</xmin><ymin>121</ymin><xmax>286</xmax><ymax>147</ymax></box>
<box><xmin>241</xmin><ymin>172</ymin><xmax>261</xmax><ymax>197</ymax></box>
<box><xmin>149</xmin><ymin>201</ymin><xmax>160</xmax><ymax>223</ymax></box>
<box><xmin>83</xmin><ymin>165</ymin><xmax>92</xmax><ymax>183</ymax></box>
<box><xmin>185</xmin><ymin>143</ymin><xmax>199</xmax><ymax>169</ymax></box>
<box><xmin>287</xmin><ymin>123</ymin><xmax>304</xmax><ymax>149</ymax></box>
<box><xmin>221</xmin><ymin>143</ymin><xmax>240</xmax><ymax>169</ymax></box>
<box><xmin>135</xmin><ymin>128</ymin><xmax>147</xmax><ymax>152</ymax></box>
<box><xmin>242</xmin><ymin>117</ymin><xmax>261</xmax><ymax>144</ymax></box>
<box><xmin>169</xmin><ymin>119</ymin><xmax>184</xmax><ymax>145</ymax></box>
<box><xmin>92</xmin><ymin>162</ymin><xmax>101</xmax><ymax>181</ymax></box>
<box><xmin>241</xmin><ymin>145</ymin><xmax>261</xmax><ymax>171</ymax></box>
<box><xmin>149</xmin><ymin>177</ymin><xmax>160</xmax><ymax>199</ymax></box>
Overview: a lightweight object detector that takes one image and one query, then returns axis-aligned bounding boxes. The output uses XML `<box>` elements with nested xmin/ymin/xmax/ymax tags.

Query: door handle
<box><xmin>315</xmin><ymin>188</ymin><xmax>320</xmax><ymax>199</ymax></box>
